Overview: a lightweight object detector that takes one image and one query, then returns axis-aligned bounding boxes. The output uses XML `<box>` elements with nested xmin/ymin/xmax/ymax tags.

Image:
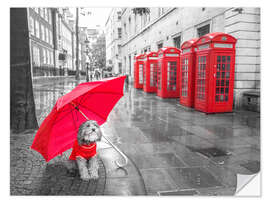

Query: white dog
<box><xmin>68</xmin><ymin>120</ymin><xmax>102</xmax><ymax>181</ymax></box>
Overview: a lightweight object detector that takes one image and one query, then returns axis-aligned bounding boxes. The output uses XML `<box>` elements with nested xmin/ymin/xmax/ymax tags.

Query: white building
<box><xmin>105</xmin><ymin>8</ymin><xmax>123</xmax><ymax>74</ymax></box>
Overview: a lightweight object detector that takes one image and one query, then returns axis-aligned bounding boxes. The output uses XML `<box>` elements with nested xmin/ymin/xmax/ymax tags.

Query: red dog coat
<box><xmin>69</xmin><ymin>140</ymin><xmax>97</xmax><ymax>160</ymax></box>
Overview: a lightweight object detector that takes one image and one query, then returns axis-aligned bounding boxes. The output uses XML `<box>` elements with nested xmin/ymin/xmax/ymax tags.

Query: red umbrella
<box><xmin>31</xmin><ymin>76</ymin><xmax>127</xmax><ymax>162</ymax></box>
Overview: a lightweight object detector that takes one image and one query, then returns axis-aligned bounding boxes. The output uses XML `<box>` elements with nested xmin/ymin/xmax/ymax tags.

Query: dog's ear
<box><xmin>97</xmin><ymin>128</ymin><xmax>103</xmax><ymax>141</ymax></box>
<box><xmin>77</xmin><ymin>122</ymin><xmax>86</xmax><ymax>145</ymax></box>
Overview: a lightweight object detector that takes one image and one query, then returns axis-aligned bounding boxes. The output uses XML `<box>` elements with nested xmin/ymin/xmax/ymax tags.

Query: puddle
<box><xmin>187</xmin><ymin>147</ymin><xmax>231</xmax><ymax>158</ymax></box>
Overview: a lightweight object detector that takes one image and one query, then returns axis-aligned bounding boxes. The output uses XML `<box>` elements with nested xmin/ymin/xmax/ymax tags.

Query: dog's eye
<box><xmin>87</xmin><ymin>124</ymin><xmax>90</xmax><ymax>127</ymax></box>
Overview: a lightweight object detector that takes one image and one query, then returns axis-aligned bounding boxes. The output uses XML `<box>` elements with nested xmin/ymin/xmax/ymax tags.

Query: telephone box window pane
<box><xmin>217</xmin><ymin>64</ymin><xmax>221</xmax><ymax>71</ymax></box>
<box><xmin>139</xmin><ymin>64</ymin><xmax>143</xmax><ymax>84</ymax></box>
<box><xmin>222</xmin><ymin>56</ymin><xmax>226</xmax><ymax>63</ymax></box>
<box><xmin>225</xmin><ymin>88</ymin><xmax>229</xmax><ymax>93</ymax></box>
<box><xmin>226</xmin><ymin>80</ymin><xmax>229</xmax><ymax>86</ymax></box>
<box><xmin>225</xmin><ymin>95</ymin><xmax>228</xmax><ymax>101</ymax></box>
<box><xmin>216</xmin><ymin>80</ymin><xmax>220</xmax><ymax>86</ymax></box>
<box><xmin>222</xmin><ymin>72</ymin><xmax>225</xmax><ymax>79</ymax></box>
<box><xmin>226</xmin><ymin>72</ymin><xmax>230</xmax><ymax>78</ymax></box>
<box><xmin>227</xmin><ymin>56</ymin><xmax>231</xmax><ymax>62</ymax></box>
<box><xmin>216</xmin><ymin>95</ymin><xmax>219</xmax><ymax>101</ymax></box>
<box><xmin>216</xmin><ymin>88</ymin><xmax>220</xmax><ymax>94</ymax></box>
<box><xmin>221</xmin><ymin>88</ymin><xmax>224</xmax><ymax>94</ymax></box>
<box><xmin>217</xmin><ymin>72</ymin><xmax>220</xmax><ymax>78</ymax></box>
<box><xmin>222</xmin><ymin>64</ymin><xmax>225</xmax><ymax>71</ymax></box>
<box><xmin>167</xmin><ymin>61</ymin><xmax>177</xmax><ymax>91</ymax></box>
<box><xmin>226</xmin><ymin>64</ymin><xmax>230</xmax><ymax>71</ymax></box>
<box><xmin>220</xmin><ymin>95</ymin><xmax>224</xmax><ymax>101</ymax></box>
<box><xmin>217</xmin><ymin>56</ymin><xmax>221</xmax><ymax>62</ymax></box>
<box><xmin>221</xmin><ymin>80</ymin><xmax>225</xmax><ymax>86</ymax></box>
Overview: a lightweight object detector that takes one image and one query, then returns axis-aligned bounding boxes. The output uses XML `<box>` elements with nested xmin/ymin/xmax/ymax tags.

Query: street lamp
<box><xmin>75</xmin><ymin>8</ymin><xmax>92</xmax><ymax>80</ymax></box>
<box><xmin>84</xmin><ymin>37</ymin><xmax>90</xmax><ymax>82</ymax></box>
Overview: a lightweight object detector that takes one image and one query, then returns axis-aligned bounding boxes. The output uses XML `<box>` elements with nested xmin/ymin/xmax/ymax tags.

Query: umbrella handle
<box><xmin>102</xmin><ymin>135</ymin><xmax>129</xmax><ymax>168</ymax></box>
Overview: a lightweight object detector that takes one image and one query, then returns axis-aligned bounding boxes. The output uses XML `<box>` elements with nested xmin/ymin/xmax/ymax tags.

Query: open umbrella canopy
<box><xmin>31</xmin><ymin>76</ymin><xmax>126</xmax><ymax>162</ymax></box>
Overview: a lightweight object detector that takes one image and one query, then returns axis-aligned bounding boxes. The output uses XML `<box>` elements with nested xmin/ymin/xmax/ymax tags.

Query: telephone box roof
<box><xmin>196</xmin><ymin>32</ymin><xmax>237</xmax><ymax>46</ymax></box>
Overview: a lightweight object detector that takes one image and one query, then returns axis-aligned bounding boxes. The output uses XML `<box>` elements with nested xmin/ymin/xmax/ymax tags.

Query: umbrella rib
<box><xmin>70</xmin><ymin>104</ymin><xmax>79</xmax><ymax>132</ymax></box>
<box><xmin>53</xmin><ymin>108</ymin><xmax>75</xmax><ymax>125</ymax></box>
<box><xmin>77</xmin><ymin>103</ymin><xmax>107</xmax><ymax>121</ymax></box>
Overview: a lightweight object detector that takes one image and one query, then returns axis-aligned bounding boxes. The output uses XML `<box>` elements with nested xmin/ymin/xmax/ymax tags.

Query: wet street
<box><xmin>31</xmin><ymin>77</ymin><xmax>260</xmax><ymax>196</ymax></box>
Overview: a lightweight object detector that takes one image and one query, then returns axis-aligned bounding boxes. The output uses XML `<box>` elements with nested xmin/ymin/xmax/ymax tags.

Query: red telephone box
<box><xmin>134</xmin><ymin>54</ymin><xmax>145</xmax><ymax>89</ymax></box>
<box><xmin>194</xmin><ymin>32</ymin><xmax>237</xmax><ymax>113</ymax></box>
<box><xmin>179</xmin><ymin>38</ymin><xmax>198</xmax><ymax>107</ymax></box>
<box><xmin>157</xmin><ymin>47</ymin><xmax>181</xmax><ymax>98</ymax></box>
<box><xmin>143</xmin><ymin>52</ymin><xmax>158</xmax><ymax>93</ymax></box>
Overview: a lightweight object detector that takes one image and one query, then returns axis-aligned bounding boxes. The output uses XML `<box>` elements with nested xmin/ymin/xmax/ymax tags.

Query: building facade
<box><xmin>105</xmin><ymin>8</ymin><xmax>123</xmax><ymax>74</ymax></box>
<box><xmin>28</xmin><ymin>8</ymin><xmax>55</xmax><ymax>77</ymax></box>
<box><xmin>28</xmin><ymin>7</ymin><xmax>87</xmax><ymax>77</ymax></box>
<box><xmin>119</xmin><ymin>7</ymin><xmax>260</xmax><ymax>109</ymax></box>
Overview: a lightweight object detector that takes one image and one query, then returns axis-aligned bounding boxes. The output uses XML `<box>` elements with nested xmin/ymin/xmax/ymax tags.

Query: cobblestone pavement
<box><xmin>10</xmin><ymin>78</ymin><xmax>106</xmax><ymax>196</ymax></box>
<box><xmin>10</xmin><ymin>130</ymin><xmax>106</xmax><ymax>195</ymax></box>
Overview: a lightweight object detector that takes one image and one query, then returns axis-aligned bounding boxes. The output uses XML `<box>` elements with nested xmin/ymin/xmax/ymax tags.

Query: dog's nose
<box><xmin>92</xmin><ymin>128</ymin><xmax>95</xmax><ymax>132</ymax></box>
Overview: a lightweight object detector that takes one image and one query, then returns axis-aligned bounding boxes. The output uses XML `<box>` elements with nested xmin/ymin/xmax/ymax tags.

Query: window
<box><xmin>29</xmin><ymin>16</ymin><xmax>34</xmax><ymax>35</ymax></box>
<box><xmin>157</xmin><ymin>42</ymin><xmax>163</xmax><ymax>49</ymax></box>
<box><xmin>197</xmin><ymin>24</ymin><xmax>210</xmax><ymax>37</ymax></box>
<box><xmin>44</xmin><ymin>8</ymin><xmax>48</xmax><ymax>21</ymax></box>
<box><xmin>124</xmin><ymin>23</ymin><xmax>127</xmax><ymax>34</ymax></box>
<box><xmin>50</xmin><ymin>51</ymin><xmax>54</xmax><ymax>65</ymax></box>
<box><xmin>117</xmin><ymin>12</ymin><xmax>121</xmax><ymax>21</ymax></box>
<box><xmin>118</xmin><ymin>28</ymin><xmax>122</xmax><ymax>39</ymax></box>
<box><xmin>173</xmin><ymin>35</ymin><xmax>181</xmax><ymax>49</ymax></box>
<box><xmin>41</xmin><ymin>24</ymin><xmax>45</xmax><ymax>41</ymax></box>
<box><xmin>35</xmin><ymin>21</ymin><xmax>40</xmax><ymax>38</ymax></box>
<box><xmin>167</xmin><ymin>61</ymin><xmax>177</xmax><ymax>91</ymax></box>
<box><xmin>118</xmin><ymin>44</ymin><xmax>121</xmax><ymax>54</ymax></box>
<box><xmin>162</xmin><ymin>8</ymin><xmax>165</xmax><ymax>14</ymax></box>
<box><xmin>48</xmin><ymin>10</ymin><xmax>51</xmax><ymax>24</ymax></box>
<box><xmin>40</xmin><ymin>8</ymin><xmax>44</xmax><ymax>18</ymax></box>
<box><xmin>118</xmin><ymin>63</ymin><xmax>122</xmax><ymax>73</ymax></box>
<box><xmin>158</xmin><ymin>8</ymin><xmax>161</xmax><ymax>17</ymax></box>
<box><xmin>50</xmin><ymin>31</ymin><xmax>53</xmax><ymax>45</ymax></box>
<box><xmin>43</xmin><ymin>48</ymin><xmax>46</xmax><ymax>64</ymax></box>
<box><xmin>128</xmin><ymin>16</ymin><xmax>131</xmax><ymax>34</ymax></box>
<box><xmin>46</xmin><ymin>27</ymin><xmax>49</xmax><ymax>43</ymax></box>
<box><xmin>47</xmin><ymin>29</ymin><xmax>50</xmax><ymax>44</ymax></box>
<box><xmin>32</xmin><ymin>46</ymin><xmax>40</xmax><ymax>66</ymax></box>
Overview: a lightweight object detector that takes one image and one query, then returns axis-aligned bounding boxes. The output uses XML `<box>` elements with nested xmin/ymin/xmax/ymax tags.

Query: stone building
<box><xmin>28</xmin><ymin>7</ymin><xmax>87</xmax><ymax>77</ymax></box>
<box><xmin>105</xmin><ymin>8</ymin><xmax>123</xmax><ymax>74</ymax></box>
<box><xmin>119</xmin><ymin>7</ymin><xmax>260</xmax><ymax>109</ymax></box>
<box><xmin>28</xmin><ymin>8</ymin><xmax>55</xmax><ymax>77</ymax></box>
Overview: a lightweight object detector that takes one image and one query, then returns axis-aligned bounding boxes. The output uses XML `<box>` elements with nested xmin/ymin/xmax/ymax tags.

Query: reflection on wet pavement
<box><xmin>33</xmin><ymin>78</ymin><xmax>260</xmax><ymax>196</ymax></box>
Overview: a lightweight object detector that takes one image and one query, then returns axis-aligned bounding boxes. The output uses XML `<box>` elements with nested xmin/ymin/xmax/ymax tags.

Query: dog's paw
<box><xmin>89</xmin><ymin>171</ymin><xmax>99</xmax><ymax>180</ymax></box>
<box><xmin>80</xmin><ymin>173</ymin><xmax>91</xmax><ymax>181</ymax></box>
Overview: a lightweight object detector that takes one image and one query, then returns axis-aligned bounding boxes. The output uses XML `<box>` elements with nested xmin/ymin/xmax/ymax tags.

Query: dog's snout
<box><xmin>92</xmin><ymin>128</ymin><xmax>96</xmax><ymax>132</ymax></box>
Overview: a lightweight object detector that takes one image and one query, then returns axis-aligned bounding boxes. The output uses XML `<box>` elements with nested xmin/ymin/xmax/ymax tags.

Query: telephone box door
<box><xmin>166</xmin><ymin>60</ymin><xmax>178</xmax><ymax>96</ymax></box>
<box><xmin>212</xmin><ymin>53</ymin><xmax>234</xmax><ymax>111</ymax></box>
<box><xmin>195</xmin><ymin>54</ymin><xmax>208</xmax><ymax>111</ymax></box>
